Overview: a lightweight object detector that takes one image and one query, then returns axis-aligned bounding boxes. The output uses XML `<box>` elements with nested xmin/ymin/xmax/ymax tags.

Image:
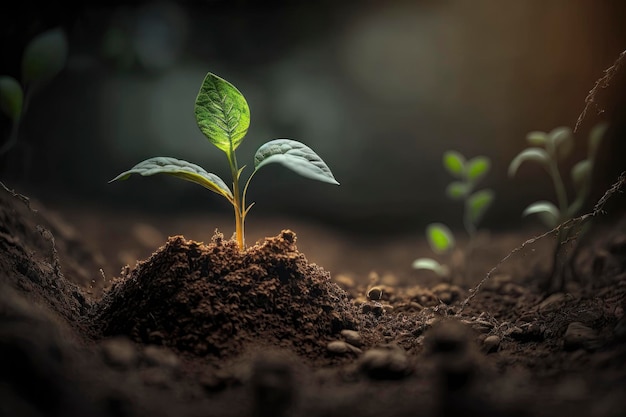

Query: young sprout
<box><xmin>110</xmin><ymin>72</ymin><xmax>339</xmax><ymax>250</ymax></box>
<box><xmin>508</xmin><ymin>123</ymin><xmax>608</xmax><ymax>289</ymax></box>
<box><xmin>508</xmin><ymin>124</ymin><xmax>608</xmax><ymax>227</ymax></box>
<box><xmin>0</xmin><ymin>27</ymin><xmax>68</xmax><ymax>155</ymax></box>
<box><xmin>413</xmin><ymin>151</ymin><xmax>494</xmax><ymax>281</ymax></box>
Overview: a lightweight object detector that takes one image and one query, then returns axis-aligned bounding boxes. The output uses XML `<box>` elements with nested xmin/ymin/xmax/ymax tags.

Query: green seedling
<box><xmin>110</xmin><ymin>72</ymin><xmax>339</xmax><ymax>250</ymax></box>
<box><xmin>508</xmin><ymin>123</ymin><xmax>608</xmax><ymax>289</ymax></box>
<box><xmin>413</xmin><ymin>151</ymin><xmax>494</xmax><ymax>281</ymax></box>
<box><xmin>0</xmin><ymin>27</ymin><xmax>68</xmax><ymax>155</ymax></box>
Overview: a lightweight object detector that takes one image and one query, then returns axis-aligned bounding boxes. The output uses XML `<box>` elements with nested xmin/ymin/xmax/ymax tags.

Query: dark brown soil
<box><xmin>1</xmin><ymin>181</ymin><xmax>626</xmax><ymax>417</ymax></box>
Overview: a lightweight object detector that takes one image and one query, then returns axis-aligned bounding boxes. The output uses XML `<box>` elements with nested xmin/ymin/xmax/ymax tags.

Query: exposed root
<box><xmin>0</xmin><ymin>180</ymin><xmax>37</xmax><ymax>213</ymax></box>
<box><xmin>575</xmin><ymin>49</ymin><xmax>626</xmax><ymax>132</ymax></box>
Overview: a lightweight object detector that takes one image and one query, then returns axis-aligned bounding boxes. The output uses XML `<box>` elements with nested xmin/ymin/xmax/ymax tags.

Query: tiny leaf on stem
<box><xmin>522</xmin><ymin>201</ymin><xmax>560</xmax><ymax>228</ymax></box>
<box><xmin>195</xmin><ymin>72</ymin><xmax>250</xmax><ymax>155</ymax></box>
<box><xmin>110</xmin><ymin>157</ymin><xmax>233</xmax><ymax>199</ymax></box>
<box><xmin>445</xmin><ymin>181</ymin><xmax>468</xmax><ymax>199</ymax></box>
<box><xmin>412</xmin><ymin>258</ymin><xmax>450</xmax><ymax>277</ymax></box>
<box><xmin>508</xmin><ymin>148</ymin><xmax>550</xmax><ymax>177</ymax></box>
<box><xmin>443</xmin><ymin>151</ymin><xmax>466</xmax><ymax>178</ymax></box>
<box><xmin>254</xmin><ymin>139</ymin><xmax>339</xmax><ymax>185</ymax></box>
<box><xmin>426</xmin><ymin>223</ymin><xmax>455</xmax><ymax>254</ymax></box>
<box><xmin>526</xmin><ymin>131</ymin><xmax>548</xmax><ymax>146</ymax></box>
<box><xmin>467</xmin><ymin>189</ymin><xmax>494</xmax><ymax>226</ymax></box>
<box><xmin>467</xmin><ymin>156</ymin><xmax>490</xmax><ymax>182</ymax></box>
<box><xmin>589</xmin><ymin>122</ymin><xmax>608</xmax><ymax>157</ymax></box>
<box><xmin>0</xmin><ymin>76</ymin><xmax>23</xmax><ymax>120</ymax></box>
<box><xmin>547</xmin><ymin>127</ymin><xmax>573</xmax><ymax>159</ymax></box>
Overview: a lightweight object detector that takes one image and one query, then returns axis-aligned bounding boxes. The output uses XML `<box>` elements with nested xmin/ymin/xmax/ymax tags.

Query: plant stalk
<box><xmin>548</xmin><ymin>161</ymin><xmax>568</xmax><ymax>221</ymax></box>
<box><xmin>547</xmin><ymin>159</ymin><xmax>570</xmax><ymax>291</ymax></box>
<box><xmin>228</xmin><ymin>152</ymin><xmax>245</xmax><ymax>250</ymax></box>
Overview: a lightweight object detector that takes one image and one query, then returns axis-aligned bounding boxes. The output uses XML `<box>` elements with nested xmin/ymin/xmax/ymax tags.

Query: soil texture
<box><xmin>1</xmin><ymin>181</ymin><xmax>626</xmax><ymax>417</ymax></box>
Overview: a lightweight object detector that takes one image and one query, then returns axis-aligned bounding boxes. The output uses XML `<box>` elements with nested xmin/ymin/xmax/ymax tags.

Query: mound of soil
<box><xmin>91</xmin><ymin>231</ymin><xmax>358</xmax><ymax>366</ymax></box>
<box><xmin>1</xmin><ymin>181</ymin><xmax>626</xmax><ymax>417</ymax></box>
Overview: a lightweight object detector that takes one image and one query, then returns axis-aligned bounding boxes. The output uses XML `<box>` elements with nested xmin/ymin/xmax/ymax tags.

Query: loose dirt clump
<box><xmin>91</xmin><ymin>230</ymin><xmax>358</xmax><ymax>367</ymax></box>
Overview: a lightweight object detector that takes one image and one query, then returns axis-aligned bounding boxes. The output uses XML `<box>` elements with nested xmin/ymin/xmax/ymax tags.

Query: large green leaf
<box><xmin>522</xmin><ymin>201</ymin><xmax>560</xmax><ymax>228</ymax></box>
<box><xmin>0</xmin><ymin>76</ymin><xmax>23</xmax><ymax>120</ymax></box>
<box><xmin>467</xmin><ymin>189</ymin><xmax>494</xmax><ymax>226</ymax></box>
<box><xmin>411</xmin><ymin>258</ymin><xmax>450</xmax><ymax>277</ymax></box>
<box><xmin>253</xmin><ymin>139</ymin><xmax>339</xmax><ymax>185</ymax></box>
<box><xmin>22</xmin><ymin>27</ymin><xmax>68</xmax><ymax>88</ymax></box>
<box><xmin>526</xmin><ymin>131</ymin><xmax>548</xmax><ymax>146</ymax></box>
<box><xmin>109</xmin><ymin>157</ymin><xmax>233</xmax><ymax>200</ymax></box>
<box><xmin>426</xmin><ymin>223</ymin><xmax>455</xmax><ymax>254</ymax></box>
<box><xmin>443</xmin><ymin>151</ymin><xmax>465</xmax><ymax>178</ymax></box>
<box><xmin>508</xmin><ymin>148</ymin><xmax>549</xmax><ymax>177</ymax></box>
<box><xmin>195</xmin><ymin>72</ymin><xmax>250</xmax><ymax>155</ymax></box>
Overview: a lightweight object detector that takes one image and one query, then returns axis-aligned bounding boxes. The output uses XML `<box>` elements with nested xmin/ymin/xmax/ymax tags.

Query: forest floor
<box><xmin>1</xmin><ymin>178</ymin><xmax>625</xmax><ymax>417</ymax></box>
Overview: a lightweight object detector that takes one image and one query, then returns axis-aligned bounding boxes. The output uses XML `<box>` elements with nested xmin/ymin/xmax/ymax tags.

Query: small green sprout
<box><xmin>413</xmin><ymin>151</ymin><xmax>494</xmax><ymax>280</ymax></box>
<box><xmin>508</xmin><ymin>124</ymin><xmax>607</xmax><ymax>227</ymax></box>
<box><xmin>508</xmin><ymin>123</ymin><xmax>608</xmax><ymax>289</ymax></box>
<box><xmin>110</xmin><ymin>72</ymin><xmax>339</xmax><ymax>250</ymax></box>
<box><xmin>0</xmin><ymin>27</ymin><xmax>68</xmax><ymax>155</ymax></box>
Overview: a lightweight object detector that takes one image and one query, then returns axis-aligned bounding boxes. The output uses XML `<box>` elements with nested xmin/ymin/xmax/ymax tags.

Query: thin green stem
<box><xmin>547</xmin><ymin>156</ymin><xmax>570</xmax><ymax>290</ymax></box>
<box><xmin>228</xmin><ymin>152</ymin><xmax>245</xmax><ymax>250</ymax></box>
<box><xmin>241</xmin><ymin>169</ymin><xmax>258</xmax><ymax>219</ymax></box>
<box><xmin>548</xmin><ymin>160</ymin><xmax>568</xmax><ymax>222</ymax></box>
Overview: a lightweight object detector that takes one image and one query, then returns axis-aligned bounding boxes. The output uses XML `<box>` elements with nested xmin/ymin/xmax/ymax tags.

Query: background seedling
<box><xmin>413</xmin><ymin>151</ymin><xmax>494</xmax><ymax>283</ymax></box>
<box><xmin>508</xmin><ymin>123</ymin><xmax>608</xmax><ymax>290</ymax></box>
<box><xmin>0</xmin><ymin>27</ymin><xmax>68</xmax><ymax>156</ymax></box>
<box><xmin>110</xmin><ymin>72</ymin><xmax>339</xmax><ymax>250</ymax></box>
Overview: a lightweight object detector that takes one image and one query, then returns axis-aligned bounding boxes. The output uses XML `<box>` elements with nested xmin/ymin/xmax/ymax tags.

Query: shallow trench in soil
<box><xmin>1</xmin><ymin>182</ymin><xmax>626</xmax><ymax>417</ymax></box>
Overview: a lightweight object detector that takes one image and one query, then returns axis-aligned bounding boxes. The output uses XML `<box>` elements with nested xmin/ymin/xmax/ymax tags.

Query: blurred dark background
<box><xmin>1</xmin><ymin>0</ymin><xmax>625</xmax><ymax>236</ymax></box>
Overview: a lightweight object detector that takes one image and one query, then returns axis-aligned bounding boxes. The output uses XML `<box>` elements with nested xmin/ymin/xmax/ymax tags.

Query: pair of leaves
<box><xmin>442</xmin><ymin>150</ymin><xmax>494</xmax><ymax>227</ymax></box>
<box><xmin>111</xmin><ymin>72</ymin><xmax>338</xmax><ymax>198</ymax></box>
<box><xmin>443</xmin><ymin>151</ymin><xmax>491</xmax><ymax>186</ymax></box>
<box><xmin>110</xmin><ymin>139</ymin><xmax>339</xmax><ymax>195</ymax></box>
<box><xmin>0</xmin><ymin>28</ymin><xmax>68</xmax><ymax>121</ymax></box>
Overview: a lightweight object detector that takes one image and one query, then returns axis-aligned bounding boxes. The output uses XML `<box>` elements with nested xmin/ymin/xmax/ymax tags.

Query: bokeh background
<box><xmin>1</xmin><ymin>0</ymin><xmax>625</xmax><ymax>237</ymax></box>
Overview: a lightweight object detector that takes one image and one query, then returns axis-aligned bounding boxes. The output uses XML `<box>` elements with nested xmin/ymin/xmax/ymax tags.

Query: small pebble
<box><xmin>563</xmin><ymin>322</ymin><xmax>598</xmax><ymax>351</ymax></box>
<box><xmin>143</xmin><ymin>345</ymin><xmax>180</xmax><ymax>370</ymax></box>
<box><xmin>101</xmin><ymin>337</ymin><xmax>138</xmax><ymax>369</ymax></box>
<box><xmin>327</xmin><ymin>340</ymin><xmax>362</xmax><ymax>355</ymax></box>
<box><xmin>340</xmin><ymin>330</ymin><xmax>362</xmax><ymax>347</ymax></box>
<box><xmin>483</xmin><ymin>335</ymin><xmax>500</xmax><ymax>353</ymax></box>
<box><xmin>358</xmin><ymin>347</ymin><xmax>410</xmax><ymax>380</ymax></box>
<box><xmin>367</xmin><ymin>286</ymin><xmax>383</xmax><ymax>301</ymax></box>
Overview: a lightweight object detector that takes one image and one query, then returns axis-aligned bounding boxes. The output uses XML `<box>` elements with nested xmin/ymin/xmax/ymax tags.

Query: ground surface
<box><xmin>1</xmin><ymin>181</ymin><xmax>626</xmax><ymax>417</ymax></box>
